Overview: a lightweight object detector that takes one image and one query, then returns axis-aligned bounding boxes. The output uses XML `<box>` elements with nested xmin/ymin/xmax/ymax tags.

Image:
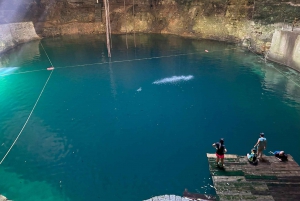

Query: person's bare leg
<box><xmin>220</xmin><ymin>158</ymin><xmax>224</xmax><ymax>166</ymax></box>
<box><xmin>216</xmin><ymin>157</ymin><xmax>219</xmax><ymax>165</ymax></box>
<box><xmin>257</xmin><ymin>150</ymin><xmax>262</xmax><ymax>160</ymax></box>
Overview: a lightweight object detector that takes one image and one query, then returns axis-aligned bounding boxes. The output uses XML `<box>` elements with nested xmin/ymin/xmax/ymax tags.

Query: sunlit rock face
<box><xmin>268</xmin><ymin>29</ymin><xmax>300</xmax><ymax>72</ymax></box>
<box><xmin>0</xmin><ymin>22</ymin><xmax>40</xmax><ymax>55</ymax></box>
<box><xmin>0</xmin><ymin>195</ymin><xmax>8</xmax><ymax>201</ymax></box>
<box><xmin>0</xmin><ymin>0</ymin><xmax>299</xmax><ymax>56</ymax></box>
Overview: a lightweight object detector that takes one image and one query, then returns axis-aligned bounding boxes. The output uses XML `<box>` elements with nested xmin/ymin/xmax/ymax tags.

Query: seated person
<box><xmin>273</xmin><ymin>151</ymin><xmax>288</xmax><ymax>161</ymax></box>
<box><xmin>247</xmin><ymin>149</ymin><xmax>257</xmax><ymax>163</ymax></box>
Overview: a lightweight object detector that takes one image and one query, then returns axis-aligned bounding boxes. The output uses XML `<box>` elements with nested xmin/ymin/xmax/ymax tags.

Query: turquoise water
<box><xmin>1</xmin><ymin>34</ymin><xmax>300</xmax><ymax>201</ymax></box>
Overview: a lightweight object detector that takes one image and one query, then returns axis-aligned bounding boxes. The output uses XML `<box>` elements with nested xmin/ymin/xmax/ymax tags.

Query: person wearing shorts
<box><xmin>254</xmin><ymin>133</ymin><xmax>267</xmax><ymax>160</ymax></box>
<box><xmin>212</xmin><ymin>138</ymin><xmax>227</xmax><ymax>167</ymax></box>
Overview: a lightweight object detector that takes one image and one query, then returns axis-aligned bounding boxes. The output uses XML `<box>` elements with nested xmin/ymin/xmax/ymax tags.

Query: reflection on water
<box><xmin>0</xmin><ymin>67</ymin><xmax>18</xmax><ymax>76</ymax></box>
<box><xmin>242</xmin><ymin>53</ymin><xmax>300</xmax><ymax>104</ymax></box>
<box><xmin>0</xmin><ymin>40</ymin><xmax>41</xmax><ymax>68</ymax></box>
<box><xmin>263</xmin><ymin>62</ymin><xmax>300</xmax><ymax>103</ymax></box>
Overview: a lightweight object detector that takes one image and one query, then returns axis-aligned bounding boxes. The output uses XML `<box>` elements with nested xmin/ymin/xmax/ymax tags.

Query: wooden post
<box><xmin>107</xmin><ymin>0</ymin><xmax>112</xmax><ymax>49</ymax></box>
<box><xmin>133</xmin><ymin>0</ymin><xmax>136</xmax><ymax>47</ymax></box>
<box><xmin>104</xmin><ymin>0</ymin><xmax>111</xmax><ymax>57</ymax></box>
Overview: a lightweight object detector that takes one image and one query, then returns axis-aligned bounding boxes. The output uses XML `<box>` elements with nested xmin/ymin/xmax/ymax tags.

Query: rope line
<box><xmin>2</xmin><ymin>45</ymin><xmax>300</xmax><ymax>89</ymax></box>
<box><xmin>40</xmin><ymin>43</ymin><xmax>54</xmax><ymax>67</ymax></box>
<box><xmin>54</xmin><ymin>47</ymin><xmax>238</xmax><ymax>69</ymax></box>
<box><xmin>0</xmin><ymin>42</ymin><xmax>54</xmax><ymax>165</ymax></box>
<box><xmin>0</xmin><ymin>47</ymin><xmax>237</xmax><ymax>76</ymax></box>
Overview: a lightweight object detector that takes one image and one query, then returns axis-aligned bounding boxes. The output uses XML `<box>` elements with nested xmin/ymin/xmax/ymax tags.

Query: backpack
<box><xmin>216</xmin><ymin>142</ymin><xmax>224</xmax><ymax>154</ymax></box>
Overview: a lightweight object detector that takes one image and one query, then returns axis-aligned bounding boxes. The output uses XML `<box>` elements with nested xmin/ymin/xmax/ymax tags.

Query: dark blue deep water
<box><xmin>1</xmin><ymin>34</ymin><xmax>300</xmax><ymax>201</ymax></box>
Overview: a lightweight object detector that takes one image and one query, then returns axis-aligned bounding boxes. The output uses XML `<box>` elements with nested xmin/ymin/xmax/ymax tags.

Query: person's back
<box><xmin>258</xmin><ymin>137</ymin><xmax>267</xmax><ymax>149</ymax></box>
<box><xmin>274</xmin><ymin>151</ymin><xmax>288</xmax><ymax>161</ymax></box>
<box><xmin>212</xmin><ymin>138</ymin><xmax>227</xmax><ymax>167</ymax></box>
<box><xmin>254</xmin><ymin>133</ymin><xmax>267</xmax><ymax>160</ymax></box>
<box><xmin>215</xmin><ymin>142</ymin><xmax>225</xmax><ymax>155</ymax></box>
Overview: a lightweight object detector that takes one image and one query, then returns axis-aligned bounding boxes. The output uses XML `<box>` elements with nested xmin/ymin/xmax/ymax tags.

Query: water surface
<box><xmin>1</xmin><ymin>34</ymin><xmax>300</xmax><ymax>201</ymax></box>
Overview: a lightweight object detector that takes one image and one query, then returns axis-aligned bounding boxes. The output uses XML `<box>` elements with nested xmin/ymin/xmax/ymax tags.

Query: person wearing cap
<box><xmin>212</xmin><ymin>138</ymin><xmax>227</xmax><ymax>167</ymax></box>
<box><xmin>254</xmin><ymin>133</ymin><xmax>267</xmax><ymax>160</ymax></box>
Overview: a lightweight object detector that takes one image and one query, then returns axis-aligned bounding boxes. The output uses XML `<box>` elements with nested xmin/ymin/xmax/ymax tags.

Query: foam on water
<box><xmin>152</xmin><ymin>75</ymin><xmax>194</xmax><ymax>85</ymax></box>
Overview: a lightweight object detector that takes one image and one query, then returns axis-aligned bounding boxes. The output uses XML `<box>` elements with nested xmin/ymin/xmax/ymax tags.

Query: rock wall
<box><xmin>268</xmin><ymin>29</ymin><xmax>300</xmax><ymax>71</ymax></box>
<box><xmin>0</xmin><ymin>195</ymin><xmax>8</xmax><ymax>201</ymax></box>
<box><xmin>0</xmin><ymin>0</ymin><xmax>299</xmax><ymax>67</ymax></box>
<box><xmin>0</xmin><ymin>22</ymin><xmax>40</xmax><ymax>55</ymax></box>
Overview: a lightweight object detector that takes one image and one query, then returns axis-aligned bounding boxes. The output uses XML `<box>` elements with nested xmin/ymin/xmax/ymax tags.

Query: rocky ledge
<box><xmin>0</xmin><ymin>195</ymin><xmax>9</xmax><ymax>201</ymax></box>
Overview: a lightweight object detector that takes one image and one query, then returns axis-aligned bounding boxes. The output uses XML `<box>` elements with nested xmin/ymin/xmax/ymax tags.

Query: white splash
<box><xmin>137</xmin><ymin>87</ymin><xmax>142</xmax><ymax>92</ymax></box>
<box><xmin>0</xmin><ymin>67</ymin><xmax>18</xmax><ymax>76</ymax></box>
<box><xmin>153</xmin><ymin>75</ymin><xmax>194</xmax><ymax>84</ymax></box>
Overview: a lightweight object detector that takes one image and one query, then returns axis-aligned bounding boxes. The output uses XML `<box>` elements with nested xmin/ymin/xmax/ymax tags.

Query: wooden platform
<box><xmin>207</xmin><ymin>153</ymin><xmax>300</xmax><ymax>201</ymax></box>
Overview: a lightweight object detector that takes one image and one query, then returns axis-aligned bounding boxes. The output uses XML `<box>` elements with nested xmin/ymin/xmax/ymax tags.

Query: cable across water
<box><xmin>0</xmin><ymin>42</ymin><xmax>55</xmax><ymax>165</ymax></box>
<box><xmin>2</xmin><ymin>46</ymin><xmax>299</xmax><ymax>89</ymax></box>
<box><xmin>1</xmin><ymin>47</ymin><xmax>238</xmax><ymax>77</ymax></box>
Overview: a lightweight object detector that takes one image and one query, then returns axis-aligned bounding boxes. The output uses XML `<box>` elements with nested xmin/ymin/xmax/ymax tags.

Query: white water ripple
<box><xmin>0</xmin><ymin>67</ymin><xmax>18</xmax><ymax>76</ymax></box>
<box><xmin>153</xmin><ymin>75</ymin><xmax>194</xmax><ymax>85</ymax></box>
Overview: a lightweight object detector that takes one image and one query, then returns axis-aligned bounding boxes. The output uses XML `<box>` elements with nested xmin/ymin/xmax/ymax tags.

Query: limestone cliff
<box><xmin>268</xmin><ymin>29</ymin><xmax>300</xmax><ymax>71</ymax></box>
<box><xmin>0</xmin><ymin>0</ymin><xmax>299</xmax><ymax>55</ymax></box>
<box><xmin>0</xmin><ymin>22</ymin><xmax>40</xmax><ymax>55</ymax></box>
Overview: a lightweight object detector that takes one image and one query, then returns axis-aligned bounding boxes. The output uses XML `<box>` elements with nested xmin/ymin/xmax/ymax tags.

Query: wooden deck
<box><xmin>207</xmin><ymin>153</ymin><xmax>300</xmax><ymax>201</ymax></box>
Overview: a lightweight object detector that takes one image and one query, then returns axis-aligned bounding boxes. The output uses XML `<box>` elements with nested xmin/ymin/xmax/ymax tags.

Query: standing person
<box><xmin>254</xmin><ymin>133</ymin><xmax>267</xmax><ymax>161</ymax></box>
<box><xmin>212</xmin><ymin>138</ymin><xmax>227</xmax><ymax>167</ymax></box>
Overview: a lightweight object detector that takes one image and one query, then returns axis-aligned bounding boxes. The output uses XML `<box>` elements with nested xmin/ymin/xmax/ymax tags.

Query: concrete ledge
<box><xmin>268</xmin><ymin>29</ymin><xmax>300</xmax><ymax>72</ymax></box>
<box><xmin>0</xmin><ymin>195</ymin><xmax>9</xmax><ymax>201</ymax></box>
<box><xmin>0</xmin><ymin>22</ymin><xmax>40</xmax><ymax>55</ymax></box>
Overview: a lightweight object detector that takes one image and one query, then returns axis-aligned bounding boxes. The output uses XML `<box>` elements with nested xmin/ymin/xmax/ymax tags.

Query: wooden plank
<box><xmin>218</xmin><ymin>194</ymin><xmax>274</xmax><ymax>201</ymax></box>
<box><xmin>277</xmin><ymin>176</ymin><xmax>300</xmax><ymax>182</ymax></box>
<box><xmin>212</xmin><ymin>176</ymin><xmax>246</xmax><ymax>182</ymax></box>
<box><xmin>271</xmin><ymin>194</ymin><xmax>300</xmax><ymax>200</ymax></box>
<box><xmin>207</xmin><ymin>153</ymin><xmax>238</xmax><ymax>159</ymax></box>
<box><xmin>215</xmin><ymin>183</ymin><xmax>265</xmax><ymax>195</ymax></box>
<box><xmin>267</xmin><ymin>183</ymin><xmax>300</xmax><ymax>188</ymax></box>
<box><xmin>245</xmin><ymin>175</ymin><xmax>278</xmax><ymax>180</ymax></box>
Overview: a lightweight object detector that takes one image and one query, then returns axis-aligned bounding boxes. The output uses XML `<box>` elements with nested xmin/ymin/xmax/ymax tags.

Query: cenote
<box><xmin>1</xmin><ymin>34</ymin><xmax>300</xmax><ymax>201</ymax></box>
